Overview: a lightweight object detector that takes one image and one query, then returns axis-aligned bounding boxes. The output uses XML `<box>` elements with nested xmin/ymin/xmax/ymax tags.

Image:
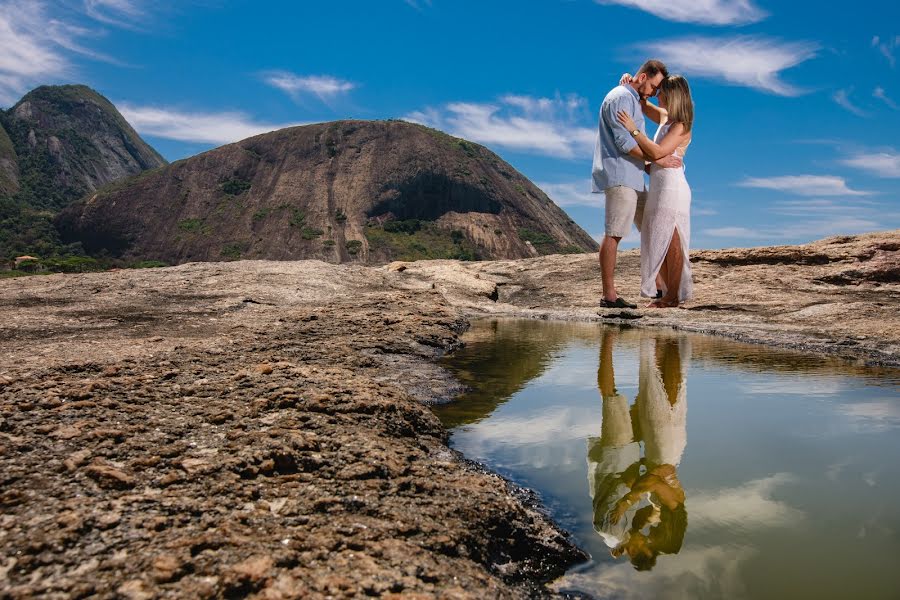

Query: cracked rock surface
<box><xmin>0</xmin><ymin>262</ymin><xmax>584</xmax><ymax>599</ymax></box>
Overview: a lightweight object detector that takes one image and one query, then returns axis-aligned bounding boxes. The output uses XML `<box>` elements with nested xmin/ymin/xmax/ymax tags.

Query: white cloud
<box><xmin>642</xmin><ymin>36</ymin><xmax>818</xmax><ymax>96</ymax></box>
<box><xmin>404</xmin><ymin>94</ymin><xmax>595</xmax><ymax>159</ymax></box>
<box><xmin>738</xmin><ymin>175</ymin><xmax>873</xmax><ymax>196</ymax></box>
<box><xmin>536</xmin><ymin>181</ymin><xmax>603</xmax><ymax>208</ymax></box>
<box><xmin>836</xmin><ymin>400</ymin><xmax>900</xmax><ymax>433</ymax></box>
<box><xmin>0</xmin><ymin>0</ymin><xmax>147</xmax><ymax>105</ymax></box>
<box><xmin>872</xmin><ymin>35</ymin><xmax>899</xmax><ymax>68</ymax></box>
<box><xmin>705</xmin><ymin>226</ymin><xmax>765</xmax><ymax>239</ymax></box>
<box><xmin>840</xmin><ymin>151</ymin><xmax>900</xmax><ymax>178</ymax></box>
<box><xmin>833</xmin><ymin>88</ymin><xmax>868</xmax><ymax>117</ymax></box>
<box><xmin>117</xmin><ymin>104</ymin><xmax>306</xmax><ymax>145</ymax></box>
<box><xmin>263</xmin><ymin>71</ymin><xmax>356</xmax><ymax>101</ymax></box>
<box><xmin>705</xmin><ymin>217</ymin><xmax>884</xmax><ymax>242</ymax></box>
<box><xmin>873</xmin><ymin>87</ymin><xmax>899</xmax><ymax>110</ymax></box>
<box><xmin>771</xmin><ymin>197</ymin><xmax>880</xmax><ymax>217</ymax></box>
<box><xmin>0</xmin><ymin>1</ymin><xmax>74</xmax><ymax>104</ymax></box>
<box><xmin>83</xmin><ymin>0</ymin><xmax>144</xmax><ymax>29</ymax></box>
<box><xmin>595</xmin><ymin>0</ymin><xmax>766</xmax><ymax>25</ymax></box>
<box><xmin>689</xmin><ymin>473</ymin><xmax>803</xmax><ymax>529</ymax></box>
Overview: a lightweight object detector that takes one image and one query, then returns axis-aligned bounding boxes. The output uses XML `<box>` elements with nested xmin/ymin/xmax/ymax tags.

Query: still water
<box><xmin>435</xmin><ymin>319</ymin><xmax>900</xmax><ymax>600</ymax></box>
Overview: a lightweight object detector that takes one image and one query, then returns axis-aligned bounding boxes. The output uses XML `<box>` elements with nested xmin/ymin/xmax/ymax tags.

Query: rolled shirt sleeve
<box><xmin>591</xmin><ymin>86</ymin><xmax>646</xmax><ymax>193</ymax></box>
<box><xmin>602</xmin><ymin>94</ymin><xmax>638</xmax><ymax>155</ymax></box>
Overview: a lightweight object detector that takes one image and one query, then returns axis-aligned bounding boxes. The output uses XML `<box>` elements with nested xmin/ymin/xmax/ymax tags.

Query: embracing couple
<box><xmin>592</xmin><ymin>59</ymin><xmax>694</xmax><ymax>310</ymax></box>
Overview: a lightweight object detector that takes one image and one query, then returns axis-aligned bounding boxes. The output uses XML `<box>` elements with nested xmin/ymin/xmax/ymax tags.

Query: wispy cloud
<box><xmin>0</xmin><ymin>1</ymin><xmax>76</xmax><ymax>104</ymax></box>
<box><xmin>738</xmin><ymin>175</ymin><xmax>873</xmax><ymax>196</ymax></box>
<box><xmin>0</xmin><ymin>0</ymin><xmax>150</xmax><ymax>105</ymax></box>
<box><xmin>595</xmin><ymin>0</ymin><xmax>766</xmax><ymax>25</ymax></box>
<box><xmin>641</xmin><ymin>36</ymin><xmax>818</xmax><ymax>96</ymax></box>
<box><xmin>705</xmin><ymin>217</ymin><xmax>884</xmax><ymax>241</ymax></box>
<box><xmin>770</xmin><ymin>198</ymin><xmax>880</xmax><ymax>216</ymax></box>
<box><xmin>833</xmin><ymin>88</ymin><xmax>868</xmax><ymax>117</ymax></box>
<box><xmin>873</xmin><ymin>86</ymin><xmax>899</xmax><ymax>110</ymax></box>
<box><xmin>117</xmin><ymin>104</ymin><xmax>306</xmax><ymax>145</ymax></box>
<box><xmin>263</xmin><ymin>71</ymin><xmax>357</xmax><ymax>102</ymax></box>
<box><xmin>536</xmin><ymin>181</ymin><xmax>603</xmax><ymax>208</ymax></box>
<box><xmin>83</xmin><ymin>0</ymin><xmax>144</xmax><ymax>29</ymax></box>
<box><xmin>404</xmin><ymin>94</ymin><xmax>595</xmax><ymax>159</ymax></box>
<box><xmin>871</xmin><ymin>35</ymin><xmax>900</xmax><ymax>67</ymax></box>
<box><xmin>404</xmin><ymin>0</ymin><xmax>432</xmax><ymax>9</ymax></box>
<box><xmin>704</xmin><ymin>226</ymin><xmax>764</xmax><ymax>239</ymax></box>
<box><xmin>840</xmin><ymin>150</ymin><xmax>900</xmax><ymax>178</ymax></box>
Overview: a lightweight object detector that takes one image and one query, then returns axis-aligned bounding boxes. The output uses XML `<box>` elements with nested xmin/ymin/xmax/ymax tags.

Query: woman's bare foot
<box><xmin>647</xmin><ymin>298</ymin><xmax>679</xmax><ymax>309</ymax></box>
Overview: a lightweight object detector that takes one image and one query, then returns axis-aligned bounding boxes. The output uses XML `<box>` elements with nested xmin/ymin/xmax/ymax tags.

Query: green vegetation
<box><xmin>323</xmin><ymin>239</ymin><xmax>336</xmax><ymax>248</ymax></box>
<box><xmin>178</xmin><ymin>219</ymin><xmax>203</xmax><ymax>233</ymax></box>
<box><xmin>345</xmin><ymin>239</ymin><xmax>363</xmax><ymax>255</ymax></box>
<box><xmin>220</xmin><ymin>177</ymin><xmax>251</xmax><ymax>196</ymax></box>
<box><xmin>131</xmin><ymin>260</ymin><xmax>168</xmax><ymax>268</ymax></box>
<box><xmin>457</xmin><ymin>140</ymin><xmax>478</xmax><ymax>158</ymax></box>
<box><xmin>221</xmin><ymin>242</ymin><xmax>247</xmax><ymax>260</ymax></box>
<box><xmin>560</xmin><ymin>245</ymin><xmax>586</xmax><ymax>255</ymax></box>
<box><xmin>300</xmin><ymin>226</ymin><xmax>324</xmax><ymax>240</ymax></box>
<box><xmin>252</xmin><ymin>208</ymin><xmax>270</xmax><ymax>222</ymax></box>
<box><xmin>383</xmin><ymin>219</ymin><xmax>423</xmax><ymax>234</ymax></box>
<box><xmin>335</xmin><ymin>209</ymin><xmax>347</xmax><ymax>223</ymax></box>
<box><xmin>518</xmin><ymin>228</ymin><xmax>556</xmax><ymax>246</ymax></box>
<box><xmin>365</xmin><ymin>221</ymin><xmax>479</xmax><ymax>261</ymax></box>
<box><xmin>289</xmin><ymin>209</ymin><xmax>306</xmax><ymax>227</ymax></box>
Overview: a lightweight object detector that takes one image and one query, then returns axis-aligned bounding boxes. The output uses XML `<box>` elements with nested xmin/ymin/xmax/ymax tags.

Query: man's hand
<box><xmin>656</xmin><ymin>154</ymin><xmax>683</xmax><ymax>169</ymax></box>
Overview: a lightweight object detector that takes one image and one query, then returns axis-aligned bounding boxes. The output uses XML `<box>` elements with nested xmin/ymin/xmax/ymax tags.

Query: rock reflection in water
<box><xmin>589</xmin><ymin>329</ymin><xmax>689</xmax><ymax>571</ymax></box>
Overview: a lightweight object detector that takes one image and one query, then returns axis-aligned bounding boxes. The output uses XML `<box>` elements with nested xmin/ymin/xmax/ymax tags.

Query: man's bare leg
<box><xmin>600</xmin><ymin>235</ymin><xmax>622</xmax><ymax>301</ymax></box>
<box><xmin>598</xmin><ymin>329</ymin><xmax>617</xmax><ymax>398</ymax></box>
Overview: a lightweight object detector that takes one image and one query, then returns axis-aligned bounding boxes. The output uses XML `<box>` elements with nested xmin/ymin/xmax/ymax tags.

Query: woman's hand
<box><xmin>619</xmin><ymin>72</ymin><xmax>633</xmax><ymax>86</ymax></box>
<box><xmin>616</xmin><ymin>110</ymin><xmax>637</xmax><ymax>132</ymax></box>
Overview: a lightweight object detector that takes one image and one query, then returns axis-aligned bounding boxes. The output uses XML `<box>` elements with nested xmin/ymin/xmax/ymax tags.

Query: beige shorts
<box><xmin>604</xmin><ymin>186</ymin><xmax>647</xmax><ymax>238</ymax></box>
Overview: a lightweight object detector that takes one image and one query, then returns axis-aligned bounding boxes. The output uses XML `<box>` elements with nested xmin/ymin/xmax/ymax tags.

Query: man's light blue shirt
<box><xmin>591</xmin><ymin>85</ymin><xmax>646</xmax><ymax>193</ymax></box>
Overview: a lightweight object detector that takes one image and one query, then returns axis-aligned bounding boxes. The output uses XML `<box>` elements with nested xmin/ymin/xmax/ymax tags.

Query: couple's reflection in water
<box><xmin>588</xmin><ymin>328</ymin><xmax>689</xmax><ymax>571</ymax></box>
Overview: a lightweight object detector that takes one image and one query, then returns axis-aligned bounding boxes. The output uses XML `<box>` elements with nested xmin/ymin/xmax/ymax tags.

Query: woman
<box><xmin>616</xmin><ymin>74</ymin><xmax>694</xmax><ymax>308</ymax></box>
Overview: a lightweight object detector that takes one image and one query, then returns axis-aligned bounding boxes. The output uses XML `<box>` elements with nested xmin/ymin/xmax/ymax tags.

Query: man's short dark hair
<box><xmin>636</xmin><ymin>59</ymin><xmax>669</xmax><ymax>79</ymax></box>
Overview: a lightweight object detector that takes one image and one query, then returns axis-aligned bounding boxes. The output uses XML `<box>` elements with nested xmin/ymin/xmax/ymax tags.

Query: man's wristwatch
<box><xmin>630</xmin><ymin>129</ymin><xmax>640</xmax><ymax>137</ymax></box>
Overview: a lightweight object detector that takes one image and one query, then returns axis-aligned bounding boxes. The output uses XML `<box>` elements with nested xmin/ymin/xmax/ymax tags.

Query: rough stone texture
<box><xmin>56</xmin><ymin>120</ymin><xmax>597</xmax><ymax>263</ymax></box>
<box><xmin>0</xmin><ymin>231</ymin><xmax>897</xmax><ymax>598</ymax></box>
<box><xmin>0</xmin><ymin>261</ymin><xmax>584</xmax><ymax>599</ymax></box>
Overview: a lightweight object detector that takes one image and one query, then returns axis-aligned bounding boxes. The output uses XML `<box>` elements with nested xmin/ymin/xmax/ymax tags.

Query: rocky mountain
<box><xmin>58</xmin><ymin>120</ymin><xmax>598</xmax><ymax>264</ymax></box>
<box><xmin>0</xmin><ymin>120</ymin><xmax>17</xmax><ymax>198</ymax></box>
<box><xmin>2</xmin><ymin>85</ymin><xmax>165</xmax><ymax>210</ymax></box>
<box><xmin>0</xmin><ymin>84</ymin><xmax>166</xmax><ymax>260</ymax></box>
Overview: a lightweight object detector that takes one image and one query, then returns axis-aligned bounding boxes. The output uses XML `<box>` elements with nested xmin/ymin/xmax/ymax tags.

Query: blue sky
<box><xmin>1</xmin><ymin>0</ymin><xmax>898</xmax><ymax>249</ymax></box>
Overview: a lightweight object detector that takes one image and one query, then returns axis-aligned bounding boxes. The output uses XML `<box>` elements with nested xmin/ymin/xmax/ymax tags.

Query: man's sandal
<box><xmin>600</xmin><ymin>297</ymin><xmax>638</xmax><ymax>309</ymax></box>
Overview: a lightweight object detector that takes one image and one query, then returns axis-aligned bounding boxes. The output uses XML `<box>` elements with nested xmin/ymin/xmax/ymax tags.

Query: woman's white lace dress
<box><xmin>641</xmin><ymin>122</ymin><xmax>693</xmax><ymax>301</ymax></box>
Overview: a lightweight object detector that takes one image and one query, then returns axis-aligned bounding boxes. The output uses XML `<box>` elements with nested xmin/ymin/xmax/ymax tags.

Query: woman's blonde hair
<box><xmin>661</xmin><ymin>75</ymin><xmax>693</xmax><ymax>133</ymax></box>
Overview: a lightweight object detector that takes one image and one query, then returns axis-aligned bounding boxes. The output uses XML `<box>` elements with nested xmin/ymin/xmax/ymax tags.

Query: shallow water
<box><xmin>435</xmin><ymin>319</ymin><xmax>900</xmax><ymax>600</ymax></box>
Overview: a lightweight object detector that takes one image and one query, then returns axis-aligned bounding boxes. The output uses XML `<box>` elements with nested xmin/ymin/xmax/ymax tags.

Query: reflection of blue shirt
<box><xmin>591</xmin><ymin>85</ymin><xmax>646</xmax><ymax>193</ymax></box>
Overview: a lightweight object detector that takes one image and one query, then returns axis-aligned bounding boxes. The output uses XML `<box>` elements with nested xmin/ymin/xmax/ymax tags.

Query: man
<box><xmin>592</xmin><ymin>59</ymin><xmax>681</xmax><ymax>309</ymax></box>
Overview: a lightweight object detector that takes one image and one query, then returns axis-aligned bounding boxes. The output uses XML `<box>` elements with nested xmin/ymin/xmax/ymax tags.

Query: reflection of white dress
<box><xmin>641</xmin><ymin>122</ymin><xmax>693</xmax><ymax>301</ymax></box>
<box><xmin>636</xmin><ymin>336</ymin><xmax>689</xmax><ymax>467</ymax></box>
